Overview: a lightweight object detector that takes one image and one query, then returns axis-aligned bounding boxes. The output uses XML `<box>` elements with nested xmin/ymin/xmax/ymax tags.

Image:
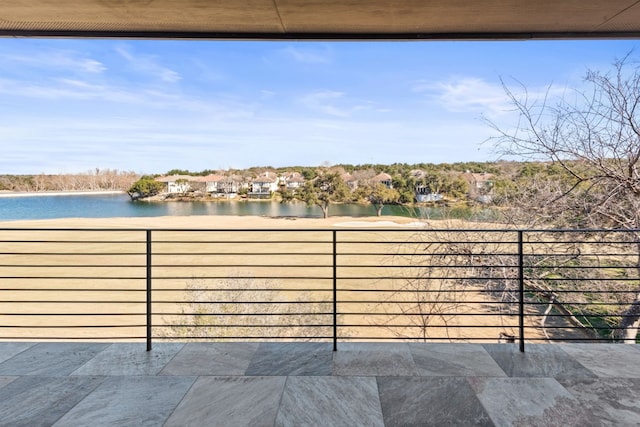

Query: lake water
<box><xmin>0</xmin><ymin>193</ymin><xmax>488</xmax><ymax>221</ymax></box>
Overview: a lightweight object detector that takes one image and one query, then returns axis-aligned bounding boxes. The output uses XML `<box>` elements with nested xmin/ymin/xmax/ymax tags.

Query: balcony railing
<box><xmin>1</xmin><ymin>227</ymin><xmax>638</xmax><ymax>352</ymax></box>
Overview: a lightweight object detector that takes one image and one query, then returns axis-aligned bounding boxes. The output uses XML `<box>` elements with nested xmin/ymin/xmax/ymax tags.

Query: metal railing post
<box><xmin>333</xmin><ymin>230</ymin><xmax>338</xmax><ymax>351</ymax></box>
<box><xmin>146</xmin><ymin>229</ymin><xmax>152</xmax><ymax>351</ymax></box>
<box><xmin>518</xmin><ymin>230</ymin><xmax>525</xmax><ymax>352</ymax></box>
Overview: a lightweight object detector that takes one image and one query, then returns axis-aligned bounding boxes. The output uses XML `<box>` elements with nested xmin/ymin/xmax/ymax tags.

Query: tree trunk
<box><xmin>320</xmin><ymin>203</ymin><xmax>329</xmax><ymax>218</ymax></box>
<box><xmin>619</xmin><ymin>298</ymin><xmax>640</xmax><ymax>343</ymax></box>
<box><xmin>376</xmin><ymin>204</ymin><xmax>383</xmax><ymax>216</ymax></box>
<box><xmin>620</xmin><ymin>245</ymin><xmax>640</xmax><ymax>343</ymax></box>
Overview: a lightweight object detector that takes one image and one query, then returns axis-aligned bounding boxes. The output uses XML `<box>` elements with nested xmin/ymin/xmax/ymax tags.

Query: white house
<box><xmin>372</xmin><ymin>172</ymin><xmax>393</xmax><ymax>189</ymax></box>
<box><xmin>415</xmin><ymin>185</ymin><xmax>443</xmax><ymax>202</ymax></box>
<box><xmin>463</xmin><ymin>171</ymin><xmax>495</xmax><ymax>203</ymax></box>
<box><xmin>281</xmin><ymin>172</ymin><xmax>305</xmax><ymax>189</ymax></box>
<box><xmin>250</xmin><ymin>172</ymin><xmax>279</xmax><ymax>197</ymax></box>
<box><xmin>218</xmin><ymin>175</ymin><xmax>246</xmax><ymax>195</ymax></box>
<box><xmin>198</xmin><ymin>174</ymin><xmax>225</xmax><ymax>193</ymax></box>
<box><xmin>154</xmin><ymin>175</ymin><xmax>194</xmax><ymax>194</ymax></box>
<box><xmin>341</xmin><ymin>172</ymin><xmax>359</xmax><ymax>190</ymax></box>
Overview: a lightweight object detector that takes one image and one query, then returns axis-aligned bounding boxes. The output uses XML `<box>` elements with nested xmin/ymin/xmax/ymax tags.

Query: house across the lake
<box><xmin>280</xmin><ymin>172</ymin><xmax>305</xmax><ymax>190</ymax></box>
<box><xmin>415</xmin><ymin>185</ymin><xmax>443</xmax><ymax>202</ymax></box>
<box><xmin>372</xmin><ymin>172</ymin><xmax>393</xmax><ymax>189</ymax></box>
<box><xmin>248</xmin><ymin>172</ymin><xmax>279</xmax><ymax>199</ymax></box>
<box><xmin>463</xmin><ymin>171</ymin><xmax>494</xmax><ymax>203</ymax></box>
<box><xmin>155</xmin><ymin>173</ymin><xmax>249</xmax><ymax>198</ymax></box>
<box><xmin>155</xmin><ymin>175</ymin><xmax>194</xmax><ymax>194</ymax></box>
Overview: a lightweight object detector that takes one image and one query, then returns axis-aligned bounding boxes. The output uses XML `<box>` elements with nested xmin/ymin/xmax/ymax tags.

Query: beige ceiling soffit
<box><xmin>1</xmin><ymin>0</ymin><xmax>640</xmax><ymax>39</ymax></box>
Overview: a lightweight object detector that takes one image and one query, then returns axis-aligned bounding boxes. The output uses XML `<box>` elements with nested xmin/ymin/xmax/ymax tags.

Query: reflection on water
<box><xmin>0</xmin><ymin>193</ymin><xmax>497</xmax><ymax>222</ymax></box>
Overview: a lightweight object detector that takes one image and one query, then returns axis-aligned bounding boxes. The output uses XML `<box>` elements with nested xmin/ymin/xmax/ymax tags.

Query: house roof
<box><xmin>373</xmin><ymin>172</ymin><xmax>393</xmax><ymax>182</ymax></box>
<box><xmin>196</xmin><ymin>174</ymin><xmax>225</xmax><ymax>182</ymax></box>
<box><xmin>463</xmin><ymin>172</ymin><xmax>494</xmax><ymax>183</ymax></box>
<box><xmin>341</xmin><ymin>172</ymin><xmax>357</xmax><ymax>183</ymax></box>
<box><xmin>222</xmin><ymin>174</ymin><xmax>246</xmax><ymax>182</ymax></box>
<box><xmin>283</xmin><ymin>172</ymin><xmax>305</xmax><ymax>182</ymax></box>
<box><xmin>252</xmin><ymin>172</ymin><xmax>279</xmax><ymax>183</ymax></box>
<box><xmin>2</xmin><ymin>1</ymin><xmax>639</xmax><ymax>40</ymax></box>
<box><xmin>154</xmin><ymin>174</ymin><xmax>195</xmax><ymax>182</ymax></box>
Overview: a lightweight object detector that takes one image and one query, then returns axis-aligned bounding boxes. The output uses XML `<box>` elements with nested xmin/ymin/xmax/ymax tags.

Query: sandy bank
<box><xmin>0</xmin><ymin>214</ymin><xmax>427</xmax><ymax>229</ymax></box>
<box><xmin>0</xmin><ymin>214</ymin><xmax>506</xmax><ymax>230</ymax></box>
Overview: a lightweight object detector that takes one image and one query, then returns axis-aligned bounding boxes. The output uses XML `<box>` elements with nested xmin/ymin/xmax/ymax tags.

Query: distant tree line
<box><xmin>0</xmin><ymin>169</ymin><xmax>139</xmax><ymax>192</ymax></box>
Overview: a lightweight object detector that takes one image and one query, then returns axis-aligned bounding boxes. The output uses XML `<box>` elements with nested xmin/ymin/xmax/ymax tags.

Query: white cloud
<box><xmin>1</xmin><ymin>50</ymin><xmax>106</xmax><ymax>74</ymax></box>
<box><xmin>79</xmin><ymin>59</ymin><xmax>107</xmax><ymax>73</ymax></box>
<box><xmin>260</xmin><ymin>90</ymin><xmax>276</xmax><ymax>99</ymax></box>
<box><xmin>159</xmin><ymin>69</ymin><xmax>182</xmax><ymax>83</ymax></box>
<box><xmin>298</xmin><ymin>90</ymin><xmax>373</xmax><ymax>117</ymax></box>
<box><xmin>115</xmin><ymin>45</ymin><xmax>182</xmax><ymax>83</ymax></box>
<box><xmin>416</xmin><ymin>76</ymin><xmax>569</xmax><ymax>119</ymax></box>
<box><xmin>0</xmin><ymin>71</ymin><xmax>258</xmax><ymax>119</ymax></box>
<box><xmin>280</xmin><ymin>45</ymin><xmax>332</xmax><ymax>64</ymax></box>
<box><xmin>299</xmin><ymin>90</ymin><xmax>347</xmax><ymax>116</ymax></box>
<box><xmin>0</xmin><ymin>76</ymin><xmax>141</xmax><ymax>103</ymax></box>
<box><xmin>414</xmin><ymin>77</ymin><xmax>512</xmax><ymax>116</ymax></box>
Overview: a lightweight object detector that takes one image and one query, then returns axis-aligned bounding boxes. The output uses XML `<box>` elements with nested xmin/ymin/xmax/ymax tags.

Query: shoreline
<box><xmin>0</xmin><ymin>214</ymin><xmax>424</xmax><ymax>229</ymax></box>
<box><xmin>0</xmin><ymin>214</ymin><xmax>502</xmax><ymax>230</ymax></box>
<box><xmin>0</xmin><ymin>190</ymin><xmax>125</xmax><ymax>198</ymax></box>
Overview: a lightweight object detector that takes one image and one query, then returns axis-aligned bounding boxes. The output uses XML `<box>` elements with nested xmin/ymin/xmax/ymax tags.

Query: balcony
<box><xmin>0</xmin><ymin>227</ymin><xmax>639</xmax><ymax>424</ymax></box>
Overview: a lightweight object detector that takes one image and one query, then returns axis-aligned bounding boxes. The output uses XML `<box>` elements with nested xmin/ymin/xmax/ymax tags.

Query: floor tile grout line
<box><xmin>406</xmin><ymin>343</ymin><xmax>419</xmax><ymax>377</ymax></box>
<box><xmin>156</xmin><ymin>342</ymin><xmax>188</xmax><ymax>376</ymax></box>
<box><xmin>0</xmin><ymin>342</ymin><xmax>38</xmax><ymax>368</ymax></box>
<box><xmin>161</xmin><ymin>375</ymin><xmax>200</xmax><ymax>427</ymax></box>
<box><xmin>272</xmin><ymin>375</ymin><xmax>290</xmax><ymax>427</ymax></box>
<box><xmin>464</xmin><ymin>376</ymin><xmax>503</xmax><ymax>427</ymax></box>
<box><xmin>374</xmin><ymin>376</ymin><xmax>388</xmax><ymax>427</ymax></box>
<box><xmin>50</xmin><ymin>375</ymin><xmax>109</xmax><ymax>427</ymax></box>
<box><xmin>67</xmin><ymin>342</ymin><xmax>114</xmax><ymax>376</ymax></box>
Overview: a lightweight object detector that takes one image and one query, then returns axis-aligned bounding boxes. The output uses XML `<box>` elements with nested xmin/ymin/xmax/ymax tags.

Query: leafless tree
<box><xmin>375</xmin><ymin>227</ymin><xmax>523</xmax><ymax>342</ymax></box>
<box><xmin>156</xmin><ymin>277</ymin><xmax>334</xmax><ymax>342</ymax></box>
<box><xmin>487</xmin><ymin>54</ymin><xmax>640</xmax><ymax>342</ymax></box>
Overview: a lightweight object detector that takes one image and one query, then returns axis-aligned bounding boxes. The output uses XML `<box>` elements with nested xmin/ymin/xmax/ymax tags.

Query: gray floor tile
<box><xmin>71</xmin><ymin>343</ymin><xmax>184</xmax><ymax>376</ymax></box>
<box><xmin>337</xmin><ymin>342</ymin><xmax>410</xmax><ymax>351</ymax></box>
<box><xmin>161</xmin><ymin>342</ymin><xmax>258</xmax><ymax>375</ymax></box>
<box><xmin>275</xmin><ymin>376</ymin><xmax>384</xmax><ymax>427</ymax></box>
<box><xmin>0</xmin><ymin>376</ymin><xmax>18</xmax><ymax>389</ymax></box>
<box><xmin>469</xmin><ymin>377</ymin><xmax>591</xmax><ymax>426</ymax></box>
<box><xmin>0</xmin><ymin>343</ymin><xmax>108</xmax><ymax>376</ymax></box>
<box><xmin>560</xmin><ymin>344</ymin><xmax>640</xmax><ymax>378</ymax></box>
<box><xmin>558</xmin><ymin>377</ymin><xmax>640</xmax><ymax>427</ymax></box>
<box><xmin>333</xmin><ymin>343</ymin><xmax>418</xmax><ymax>376</ymax></box>
<box><xmin>483</xmin><ymin>344</ymin><xmax>597</xmax><ymax>378</ymax></box>
<box><xmin>378</xmin><ymin>376</ymin><xmax>493</xmax><ymax>427</ymax></box>
<box><xmin>0</xmin><ymin>376</ymin><xmax>105</xmax><ymax>427</ymax></box>
<box><xmin>409</xmin><ymin>343</ymin><xmax>507</xmax><ymax>377</ymax></box>
<box><xmin>164</xmin><ymin>376</ymin><xmax>286</xmax><ymax>427</ymax></box>
<box><xmin>0</xmin><ymin>341</ymin><xmax>636</xmax><ymax>427</ymax></box>
<box><xmin>0</xmin><ymin>342</ymin><xmax>35</xmax><ymax>364</ymax></box>
<box><xmin>53</xmin><ymin>376</ymin><xmax>196</xmax><ymax>427</ymax></box>
<box><xmin>246</xmin><ymin>342</ymin><xmax>333</xmax><ymax>376</ymax></box>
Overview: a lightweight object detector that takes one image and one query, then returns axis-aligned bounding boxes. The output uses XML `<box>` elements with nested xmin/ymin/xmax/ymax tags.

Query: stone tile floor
<box><xmin>0</xmin><ymin>342</ymin><xmax>639</xmax><ymax>426</ymax></box>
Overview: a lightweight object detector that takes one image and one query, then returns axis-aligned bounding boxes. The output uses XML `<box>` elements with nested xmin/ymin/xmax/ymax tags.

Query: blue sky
<box><xmin>0</xmin><ymin>38</ymin><xmax>638</xmax><ymax>174</ymax></box>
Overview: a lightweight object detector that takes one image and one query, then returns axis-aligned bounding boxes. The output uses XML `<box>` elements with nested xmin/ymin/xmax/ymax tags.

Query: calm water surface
<box><xmin>0</xmin><ymin>193</ymin><xmax>486</xmax><ymax>221</ymax></box>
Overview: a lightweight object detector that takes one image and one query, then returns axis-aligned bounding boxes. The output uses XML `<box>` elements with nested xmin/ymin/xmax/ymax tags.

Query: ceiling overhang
<box><xmin>1</xmin><ymin>1</ymin><xmax>640</xmax><ymax>40</ymax></box>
